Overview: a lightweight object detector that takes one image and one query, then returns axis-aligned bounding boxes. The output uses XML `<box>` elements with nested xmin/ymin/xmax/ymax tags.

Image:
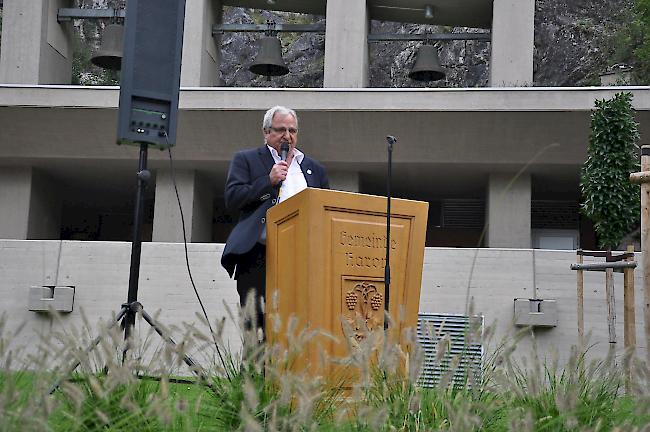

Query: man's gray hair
<box><xmin>262</xmin><ymin>106</ymin><xmax>298</xmax><ymax>130</ymax></box>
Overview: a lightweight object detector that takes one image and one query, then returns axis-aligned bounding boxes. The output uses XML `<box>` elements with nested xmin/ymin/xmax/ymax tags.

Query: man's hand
<box><xmin>269</xmin><ymin>161</ymin><xmax>289</xmax><ymax>186</ymax></box>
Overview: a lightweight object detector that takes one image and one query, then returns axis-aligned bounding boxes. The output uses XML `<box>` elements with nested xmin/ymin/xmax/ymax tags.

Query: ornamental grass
<box><xmin>1</xmin><ymin>305</ymin><xmax>650</xmax><ymax>431</ymax></box>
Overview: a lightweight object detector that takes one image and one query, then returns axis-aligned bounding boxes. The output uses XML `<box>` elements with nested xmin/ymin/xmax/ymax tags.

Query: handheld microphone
<box><xmin>280</xmin><ymin>142</ymin><xmax>290</xmax><ymax>161</ymax></box>
<box><xmin>386</xmin><ymin>135</ymin><xmax>397</xmax><ymax>146</ymax></box>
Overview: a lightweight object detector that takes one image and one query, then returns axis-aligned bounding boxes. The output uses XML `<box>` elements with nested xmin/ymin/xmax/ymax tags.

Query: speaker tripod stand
<box><xmin>49</xmin><ymin>143</ymin><xmax>208</xmax><ymax>394</ymax></box>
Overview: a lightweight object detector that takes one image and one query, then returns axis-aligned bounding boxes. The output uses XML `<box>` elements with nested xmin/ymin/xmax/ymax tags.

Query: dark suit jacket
<box><xmin>221</xmin><ymin>145</ymin><xmax>329</xmax><ymax>277</ymax></box>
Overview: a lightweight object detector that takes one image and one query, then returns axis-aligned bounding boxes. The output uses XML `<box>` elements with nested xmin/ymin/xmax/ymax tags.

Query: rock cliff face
<box><xmin>219</xmin><ymin>0</ymin><xmax>634</xmax><ymax>88</ymax></box>
<box><xmin>533</xmin><ymin>0</ymin><xmax>634</xmax><ymax>86</ymax></box>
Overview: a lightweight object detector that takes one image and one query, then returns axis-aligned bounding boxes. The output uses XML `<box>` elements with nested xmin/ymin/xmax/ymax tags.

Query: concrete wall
<box><xmin>489</xmin><ymin>0</ymin><xmax>535</xmax><ymax>86</ymax></box>
<box><xmin>180</xmin><ymin>0</ymin><xmax>222</xmax><ymax>86</ymax></box>
<box><xmin>1</xmin><ymin>241</ymin><xmax>644</xmax><ymax>368</ymax></box>
<box><xmin>328</xmin><ymin>171</ymin><xmax>361</xmax><ymax>193</ymax></box>
<box><xmin>0</xmin><ymin>0</ymin><xmax>73</xmax><ymax>84</ymax></box>
<box><xmin>0</xmin><ymin>240</ymin><xmax>241</xmax><ymax>369</ymax></box>
<box><xmin>323</xmin><ymin>0</ymin><xmax>369</xmax><ymax>87</ymax></box>
<box><xmin>420</xmin><ymin>247</ymin><xmax>642</xmax><ymax>365</ymax></box>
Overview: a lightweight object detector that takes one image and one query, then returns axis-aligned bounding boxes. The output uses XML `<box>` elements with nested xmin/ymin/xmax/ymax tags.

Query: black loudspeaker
<box><xmin>117</xmin><ymin>0</ymin><xmax>186</xmax><ymax>149</ymax></box>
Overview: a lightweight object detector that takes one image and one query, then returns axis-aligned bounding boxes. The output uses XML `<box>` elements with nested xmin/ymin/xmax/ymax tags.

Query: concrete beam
<box><xmin>220</xmin><ymin>0</ymin><xmax>493</xmax><ymax>27</ymax></box>
<box><xmin>489</xmin><ymin>0</ymin><xmax>535</xmax><ymax>87</ymax></box>
<box><xmin>2</xmin><ymin>86</ymin><xmax>648</xmax><ymax>112</ymax></box>
<box><xmin>0</xmin><ymin>0</ymin><xmax>73</xmax><ymax>84</ymax></box>
<box><xmin>324</xmin><ymin>0</ymin><xmax>369</xmax><ymax>88</ymax></box>
<box><xmin>152</xmin><ymin>169</ymin><xmax>214</xmax><ymax>242</ymax></box>
<box><xmin>486</xmin><ymin>173</ymin><xmax>531</xmax><ymax>248</ymax></box>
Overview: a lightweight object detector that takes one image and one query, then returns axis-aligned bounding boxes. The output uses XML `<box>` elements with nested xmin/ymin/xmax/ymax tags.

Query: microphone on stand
<box><xmin>384</xmin><ymin>135</ymin><xmax>396</xmax><ymax>331</ymax></box>
<box><xmin>280</xmin><ymin>142</ymin><xmax>290</xmax><ymax>162</ymax></box>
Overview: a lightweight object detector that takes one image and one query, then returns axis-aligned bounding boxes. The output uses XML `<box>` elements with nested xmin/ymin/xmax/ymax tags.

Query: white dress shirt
<box><xmin>267</xmin><ymin>145</ymin><xmax>308</xmax><ymax>203</ymax></box>
<box><xmin>259</xmin><ymin>145</ymin><xmax>308</xmax><ymax>244</ymax></box>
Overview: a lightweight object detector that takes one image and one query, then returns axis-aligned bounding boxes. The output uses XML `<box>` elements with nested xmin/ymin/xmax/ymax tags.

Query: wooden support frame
<box><xmin>624</xmin><ymin>245</ymin><xmax>636</xmax><ymax>349</ymax></box>
<box><xmin>577</xmin><ymin>251</ymin><xmax>584</xmax><ymax>344</ymax></box>
<box><xmin>571</xmin><ymin>248</ymin><xmax>637</xmax><ymax>350</ymax></box>
<box><xmin>631</xmin><ymin>145</ymin><xmax>650</xmax><ymax>363</ymax></box>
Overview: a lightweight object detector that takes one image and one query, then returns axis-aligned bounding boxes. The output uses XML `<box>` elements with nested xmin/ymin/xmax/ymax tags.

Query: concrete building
<box><xmin>0</xmin><ymin>0</ymin><xmax>649</xmax><ymax>365</ymax></box>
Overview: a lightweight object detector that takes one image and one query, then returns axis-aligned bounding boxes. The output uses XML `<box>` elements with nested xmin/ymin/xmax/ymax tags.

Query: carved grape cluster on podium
<box><xmin>343</xmin><ymin>281</ymin><xmax>384</xmax><ymax>341</ymax></box>
<box><xmin>371</xmin><ymin>293</ymin><xmax>383</xmax><ymax>310</ymax></box>
<box><xmin>345</xmin><ymin>291</ymin><xmax>358</xmax><ymax>310</ymax></box>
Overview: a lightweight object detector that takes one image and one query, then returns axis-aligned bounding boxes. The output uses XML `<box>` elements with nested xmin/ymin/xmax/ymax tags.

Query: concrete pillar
<box><xmin>328</xmin><ymin>171</ymin><xmax>360</xmax><ymax>192</ymax></box>
<box><xmin>0</xmin><ymin>0</ymin><xmax>74</xmax><ymax>84</ymax></box>
<box><xmin>324</xmin><ymin>0</ymin><xmax>369</xmax><ymax>88</ymax></box>
<box><xmin>152</xmin><ymin>169</ymin><xmax>213</xmax><ymax>242</ymax></box>
<box><xmin>489</xmin><ymin>0</ymin><xmax>535</xmax><ymax>87</ymax></box>
<box><xmin>180</xmin><ymin>0</ymin><xmax>222</xmax><ymax>86</ymax></box>
<box><xmin>0</xmin><ymin>167</ymin><xmax>61</xmax><ymax>239</ymax></box>
<box><xmin>486</xmin><ymin>173</ymin><xmax>531</xmax><ymax>248</ymax></box>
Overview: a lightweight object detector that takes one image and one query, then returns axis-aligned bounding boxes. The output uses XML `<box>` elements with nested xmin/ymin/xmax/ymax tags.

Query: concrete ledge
<box><xmin>0</xmin><ymin>85</ymin><xmax>648</xmax><ymax>112</ymax></box>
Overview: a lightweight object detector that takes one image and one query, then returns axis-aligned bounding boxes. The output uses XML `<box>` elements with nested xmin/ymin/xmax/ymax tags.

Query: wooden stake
<box><xmin>624</xmin><ymin>244</ymin><xmax>636</xmax><ymax>349</ymax></box>
<box><xmin>577</xmin><ymin>250</ymin><xmax>584</xmax><ymax>344</ymax></box>
<box><xmin>606</xmin><ymin>265</ymin><xmax>616</xmax><ymax>345</ymax></box>
<box><xmin>641</xmin><ymin>146</ymin><xmax>650</xmax><ymax>364</ymax></box>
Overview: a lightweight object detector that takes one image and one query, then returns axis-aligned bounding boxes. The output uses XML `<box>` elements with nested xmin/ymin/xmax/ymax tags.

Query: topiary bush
<box><xmin>580</xmin><ymin>91</ymin><xmax>641</xmax><ymax>249</ymax></box>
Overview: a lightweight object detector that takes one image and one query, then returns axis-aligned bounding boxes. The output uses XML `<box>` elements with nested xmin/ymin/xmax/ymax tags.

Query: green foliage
<box><xmin>574</xmin><ymin>18</ymin><xmax>596</xmax><ymax>36</ymax></box>
<box><xmin>70</xmin><ymin>0</ymin><xmax>121</xmax><ymax>86</ymax></box>
<box><xmin>343</xmin><ymin>370</ymin><xmax>505</xmax><ymax>431</ymax></box>
<box><xmin>612</xmin><ymin>0</ymin><xmax>650</xmax><ymax>83</ymax></box>
<box><xmin>580</xmin><ymin>92</ymin><xmax>640</xmax><ymax>249</ymax></box>
<box><xmin>497</xmin><ymin>351</ymin><xmax>623</xmax><ymax>431</ymax></box>
<box><xmin>635</xmin><ymin>0</ymin><xmax>650</xmax><ymax>70</ymax></box>
<box><xmin>50</xmin><ymin>377</ymin><xmax>195</xmax><ymax>431</ymax></box>
<box><xmin>71</xmin><ymin>27</ymin><xmax>121</xmax><ymax>86</ymax></box>
<box><xmin>7</xmin><ymin>309</ymin><xmax>650</xmax><ymax>431</ymax></box>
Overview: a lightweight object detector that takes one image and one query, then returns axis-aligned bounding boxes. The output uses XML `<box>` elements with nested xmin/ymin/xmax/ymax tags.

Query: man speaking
<box><xmin>221</xmin><ymin>106</ymin><xmax>329</xmax><ymax>336</ymax></box>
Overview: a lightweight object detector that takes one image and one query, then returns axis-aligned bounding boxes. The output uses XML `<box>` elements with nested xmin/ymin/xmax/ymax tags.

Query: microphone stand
<box><xmin>384</xmin><ymin>135</ymin><xmax>396</xmax><ymax>331</ymax></box>
<box><xmin>48</xmin><ymin>143</ymin><xmax>210</xmax><ymax>394</ymax></box>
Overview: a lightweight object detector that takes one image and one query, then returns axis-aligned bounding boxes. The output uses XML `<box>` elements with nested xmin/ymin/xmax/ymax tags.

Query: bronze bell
<box><xmin>91</xmin><ymin>23</ymin><xmax>124</xmax><ymax>71</ymax></box>
<box><xmin>249</xmin><ymin>36</ymin><xmax>289</xmax><ymax>77</ymax></box>
<box><xmin>409</xmin><ymin>44</ymin><xmax>446</xmax><ymax>82</ymax></box>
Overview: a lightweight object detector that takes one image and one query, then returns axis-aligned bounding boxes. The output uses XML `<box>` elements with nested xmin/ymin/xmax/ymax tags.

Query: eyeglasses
<box><xmin>269</xmin><ymin>126</ymin><xmax>298</xmax><ymax>135</ymax></box>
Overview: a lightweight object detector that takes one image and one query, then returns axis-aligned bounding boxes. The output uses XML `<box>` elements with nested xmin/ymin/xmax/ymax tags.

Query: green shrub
<box><xmin>580</xmin><ymin>92</ymin><xmax>640</xmax><ymax>249</ymax></box>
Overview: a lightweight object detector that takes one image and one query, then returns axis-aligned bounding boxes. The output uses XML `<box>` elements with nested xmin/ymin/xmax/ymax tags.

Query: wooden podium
<box><xmin>265</xmin><ymin>188</ymin><xmax>428</xmax><ymax>380</ymax></box>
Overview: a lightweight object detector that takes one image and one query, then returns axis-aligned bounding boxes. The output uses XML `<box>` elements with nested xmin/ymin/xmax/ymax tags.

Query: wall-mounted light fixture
<box><xmin>424</xmin><ymin>4</ymin><xmax>434</xmax><ymax>20</ymax></box>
